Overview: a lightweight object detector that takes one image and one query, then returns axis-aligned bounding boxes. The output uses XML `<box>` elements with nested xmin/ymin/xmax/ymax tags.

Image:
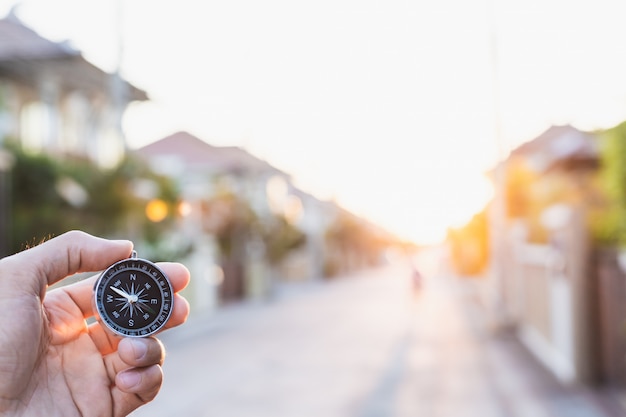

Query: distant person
<box><xmin>411</xmin><ymin>264</ymin><xmax>423</xmax><ymax>294</ymax></box>
<box><xmin>0</xmin><ymin>231</ymin><xmax>190</xmax><ymax>417</ymax></box>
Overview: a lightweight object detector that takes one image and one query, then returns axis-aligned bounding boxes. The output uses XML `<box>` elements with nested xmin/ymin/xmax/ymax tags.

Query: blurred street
<box><xmin>132</xmin><ymin>249</ymin><xmax>620</xmax><ymax>417</ymax></box>
<box><xmin>4</xmin><ymin>5</ymin><xmax>626</xmax><ymax>417</ymax></box>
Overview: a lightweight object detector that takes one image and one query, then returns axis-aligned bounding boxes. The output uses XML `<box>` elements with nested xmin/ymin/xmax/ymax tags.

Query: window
<box><xmin>20</xmin><ymin>101</ymin><xmax>50</xmax><ymax>152</ymax></box>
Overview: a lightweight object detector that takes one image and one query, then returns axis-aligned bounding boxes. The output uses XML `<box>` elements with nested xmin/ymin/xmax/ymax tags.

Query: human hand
<box><xmin>0</xmin><ymin>231</ymin><xmax>191</xmax><ymax>416</ymax></box>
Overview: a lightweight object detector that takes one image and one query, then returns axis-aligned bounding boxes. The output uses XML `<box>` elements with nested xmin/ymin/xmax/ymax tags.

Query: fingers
<box><xmin>109</xmin><ymin>338</ymin><xmax>166</xmax><ymax>416</ymax></box>
<box><xmin>112</xmin><ymin>364</ymin><xmax>163</xmax><ymax>416</ymax></box>
<box><xmin>153</xmin><ymin>263</ymin><xmax>192</xmax><ymax>295</ymax></box>
<box><xmin>116</xmin><ymin>364</ymin><xmax>163</xmax><ymax>398</ymax></box>
<box><xmin>118</xmin><ymin>337</ymin><xmax>166</xmax><ymax>368</ymax></box>
<box><xmin>0</xmin><ymin>231</ymin><xmax>133</xmax><ymax>293</ymax></box>
<box><xmin>164</xmin><ymin>294</ymin><xmax>191</xmax><ymax>331</ymax></box>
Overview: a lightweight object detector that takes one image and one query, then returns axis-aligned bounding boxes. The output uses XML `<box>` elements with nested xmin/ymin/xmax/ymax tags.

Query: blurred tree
<box><xmin>6</xmin><ymin>143</ymin><xmax>182</xmax><ymax>257</ymax></box>
<box><xmin>503</xmin><ymin>158</ymin><xmax>552</xmax><ymax>243</ymax></box>
<box><xmin>324</xmin><ymin>212</ymin><xmax>391</xmax><ymax>277</ymax></box>
<box><xmin>208</xmin><ymin>189</ymin><xmax>306</xmax><ymax>299</ymax></box>
<box><xmin>595</xmin><ymin>121</ymin><xmax>626</xmax><ymax>246</ymax></box>
<box><xmin>261</xmin><ymin>215</ymin><xmax>306</xmax><ymax>265</ymax></box>
<box><xmin>447</xmin><ymin>209</ymin><xmax>489</xmax><ymax>276</ymax></box>
<box><xmin>503</xmin><ymin>155</ymin><xmax>596</xmax><ymax>244</ymax></box>
<box><xmin>10</xmin><ymin>147</ymin><xmax>65</xmax><ymax>250</ymax></box>
<box><xmin>505</xmin><ymin>158</ymin><xmax>535</xmax><ymax>218</ymax></box>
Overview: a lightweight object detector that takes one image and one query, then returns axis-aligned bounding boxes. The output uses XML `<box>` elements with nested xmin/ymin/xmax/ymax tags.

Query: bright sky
<box><xmin>4</xmin><ymin>0</ymin><xmax>626</xmax><ymax>244</ymax></box>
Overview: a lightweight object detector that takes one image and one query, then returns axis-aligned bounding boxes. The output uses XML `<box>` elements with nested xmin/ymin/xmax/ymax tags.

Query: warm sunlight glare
<box><xmin>360</xmin><ymin>170</ymin><xmax>494</xmax><ymax>245</ymax></box>
<box><xmin>445</xmin><ymin>174</ymin><xmax>494</xmax><ymax>229</ymax></box>
<box><xmin>297</xmin><ymin>138</ymin><xmax>497</xmax><ymax>247</ymax></box>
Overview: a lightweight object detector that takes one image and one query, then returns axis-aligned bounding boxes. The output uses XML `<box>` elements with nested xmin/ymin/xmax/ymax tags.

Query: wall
<box><xmin>505</xmin><ymin>206</ymin><xmax>599</xmax><ymax>384</ymax></box>
<box><xmin>594</xmin><ymin>247</ymin><xmax>626</xmax><ymax>387</ymax></box>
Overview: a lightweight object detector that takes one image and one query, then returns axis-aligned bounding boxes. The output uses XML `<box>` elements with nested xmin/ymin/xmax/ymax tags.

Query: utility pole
<box><xmin>0</xmin><ymin>149</ymin><xmax>14</xmax><ymax>257</ymax></box>
<box><xmin>110</xmin><ymin>0</ymin><xmax>129</xmax><ymax>158</ymax></box>
<box><xmin>0</xmin><ymin>85</ymin><xmax>14</xmax><ymax>257</ymax></box>
<box><xmin>486</xmin><ymin>0</ymin><xmax>508</xmax><ymax>329</ymax></box>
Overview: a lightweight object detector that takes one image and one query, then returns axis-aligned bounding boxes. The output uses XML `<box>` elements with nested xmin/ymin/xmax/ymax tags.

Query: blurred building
<box><xmin>0</xmin><ymin>10</ymin><xmax>147</xmax><ymax>166</ymax></box>
<box><xmin>136</xmin><ymin>131</ymin><xmax>343</xmax><ymax>311</ymax></box>
<box><xmin>491</xmin><ymin>125</ymin><xmax>626</xmax><ymax>390</ymax></box>
<box><xmin>0</xmin><ymin>10</ymin><xmax>147</xmax><ymax>256</ymax></box>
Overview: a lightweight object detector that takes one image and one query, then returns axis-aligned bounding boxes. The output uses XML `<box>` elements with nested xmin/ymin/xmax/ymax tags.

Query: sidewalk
<box><xmin>485</xmin><ymin>329</ymin><xmax>624</xmax><ymax>417</ymax></box>
<box><xmin>454</xmin><ymin>276</ymin><xmax>626</xmax><ymax>417</ymax></box>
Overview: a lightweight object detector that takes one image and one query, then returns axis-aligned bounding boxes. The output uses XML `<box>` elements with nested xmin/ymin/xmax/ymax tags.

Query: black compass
<box><xmin>93</xmin><ymin>251</ymin><xmax>174</xmax><ymax>337</ymax></box>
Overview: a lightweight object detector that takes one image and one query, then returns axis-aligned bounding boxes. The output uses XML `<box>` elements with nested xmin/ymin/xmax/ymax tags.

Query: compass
<box><xmin>93</xmin><ymin>251</ymin><xmax>174</xmax><ymax>337</ymax></box>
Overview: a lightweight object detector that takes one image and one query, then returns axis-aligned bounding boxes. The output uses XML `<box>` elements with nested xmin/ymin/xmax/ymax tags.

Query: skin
<box><xmin>0</xmin><ymin>231</ymin><xmax>191</xmax><ymax>417</ymax></box>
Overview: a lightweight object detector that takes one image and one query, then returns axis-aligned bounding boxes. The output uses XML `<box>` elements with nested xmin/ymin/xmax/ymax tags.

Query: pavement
<box><xmin>130</xmin><ymin>256</ymin><xmax>626</xmax><ymax>417</ymax></box>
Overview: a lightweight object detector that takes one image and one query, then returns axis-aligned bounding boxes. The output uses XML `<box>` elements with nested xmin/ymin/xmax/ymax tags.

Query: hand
<box><xmin>0</xmin><ymin>231</ymin><xmax>191</xmax><ymax>417</ymax></box>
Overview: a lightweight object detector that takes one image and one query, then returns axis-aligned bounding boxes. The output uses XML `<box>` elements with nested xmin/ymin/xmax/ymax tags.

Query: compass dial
<box><xmin>94</xmin><ymin>252</ymin><xmax>174</xmax><ymax>337</ymax></box>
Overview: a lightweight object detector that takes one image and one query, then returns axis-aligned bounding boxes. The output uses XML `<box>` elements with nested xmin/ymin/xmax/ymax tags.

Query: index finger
<box><xmin>0</xmin><ymin>231</ymin><xmax>133</xmax><ymax>296</ymax></box>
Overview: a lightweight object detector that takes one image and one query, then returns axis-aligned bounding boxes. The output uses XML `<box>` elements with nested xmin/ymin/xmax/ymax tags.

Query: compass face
<box><xmin>94</xmin><ymin>255</ymin><xmax>174</xmax><ymax>337</ymax></box>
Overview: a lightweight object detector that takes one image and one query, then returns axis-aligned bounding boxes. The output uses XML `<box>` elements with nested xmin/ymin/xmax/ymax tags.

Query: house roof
<box><xmin>510</xmin><ymin>125</ymin><xmax>598</xmax><ymax>172</ymax></box>
<box><xmin>136</xmin><ymin>131</ymin><xmax>287</xmax><ymax>177</ymax></box>
<box><xmin>0</xmin><ymin>10</ymin><xmax>147</xmax><ymax>101</ymax></box>
<box><xmin>0</xmin><ymin>10</ymin><xmax>79</xmax><ymax>61</ymax></box>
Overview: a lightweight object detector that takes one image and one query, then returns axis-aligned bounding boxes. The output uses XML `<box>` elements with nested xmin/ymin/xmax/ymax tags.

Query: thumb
<box><xmin>0</xmin><ymin>231</ymin><xmax>133</xmax><ymax>292</ymax></box>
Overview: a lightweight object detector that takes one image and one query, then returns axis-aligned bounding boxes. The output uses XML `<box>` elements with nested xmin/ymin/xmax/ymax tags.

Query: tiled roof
<box><xmin>138</xmin><ymin>131</ymin><xmax>217</xmax><ymax>163</ymax></box>
<box><xmin>513</xmin><ymin>125</ymin><xmax>597</xmax><ymax>159</ymax></box>
<box><xmin>0</xmin><ymin>11</ymin><xmax>79</xmax><ymax>61</ymax></box>
<box><xmin>0</xmin><ymin>11</ymin><xmax>147</xmax><ymax>101</ymax></box>
<box><xmin>511</xmin><ymin>125</ymin><xmax>598</xmax><ymax>172</ymax></box>
<box><xmin>137</xmin><ymin>131</ymin><xmax>286</xmax><ymax>176</ymax></box>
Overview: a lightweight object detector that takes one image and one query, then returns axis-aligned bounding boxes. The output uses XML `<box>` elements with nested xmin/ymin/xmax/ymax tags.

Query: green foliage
<box><xmin>262</xmin><ymin>215</ymin><xmax>306</xmax><ymax>265</ymax></box>
<box><xmin>596</xmin><ymin>122</ymin><xmax>626</xmax><ymax>246</ymax></box>
<box><xmin>5</xmin><ymin>143</ymin><xmax>180</xmax><ymax>255</ymax></box>
<box><xmin>10</xmin><ymin>148</ymin><xmax>69</xmax><ymax>250</ymax></box>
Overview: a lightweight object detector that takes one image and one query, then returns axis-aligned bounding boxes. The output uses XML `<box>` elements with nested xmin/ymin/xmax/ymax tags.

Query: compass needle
<box><xmin>110</xmin><ymin>286</ymin><xmax>131</xmax><ymax>300</ymax></box>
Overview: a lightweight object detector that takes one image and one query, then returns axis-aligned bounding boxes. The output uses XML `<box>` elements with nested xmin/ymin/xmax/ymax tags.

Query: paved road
<box><xmin>131</xmin><ymin>253</ymin><xmax>618</xmax><ymax>417</ymax></box>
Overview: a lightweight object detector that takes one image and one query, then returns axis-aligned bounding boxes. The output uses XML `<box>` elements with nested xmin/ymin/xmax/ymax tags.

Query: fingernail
<box><xmin>111</xmin><ymin>239</ymin><xmax>133</xmax><ymax>252</ymax></box>
<box><xmin>129</xmin><ymin>338</ymin><xmax>148</xmax><ymax>360</ymax></box>
<box><xmin>118</xmin><ymin>370</ymin><xmax>141</xmax><ymax>389</ymax></box>
<box><xmin>112</xmin><ymin>239</ymin><xmax>132</xmax><ymax>244</ymax></box>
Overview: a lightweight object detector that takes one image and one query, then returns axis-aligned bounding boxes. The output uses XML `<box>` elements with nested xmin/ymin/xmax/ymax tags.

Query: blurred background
<box><xmin>2</xmin><ymin>0</ymin><xmax>626</xmax><ymax>416</ymax></box>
